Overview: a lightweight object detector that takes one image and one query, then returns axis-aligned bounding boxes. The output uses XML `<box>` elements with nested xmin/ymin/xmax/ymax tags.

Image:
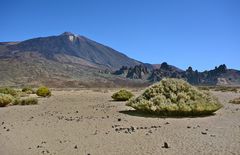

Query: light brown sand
<box><xmin>0</xmin><ymin>90</ymin><xmax>240</xmax><ymax>155</ymax></box>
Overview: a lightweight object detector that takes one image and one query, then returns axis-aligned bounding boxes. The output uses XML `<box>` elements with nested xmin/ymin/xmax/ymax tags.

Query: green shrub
<box><xmin>0</xmin><ymin>93</ymin><xmax>14</xmax><ymax>107</ymax></box>
<box><xmin>13</xmin><ymin>97</ymin><xmax>38</xmax><ymax>105</ymax></box>
<box><xmin>0</xmin><ymin>87</ymin><xmax>17</xmax><ymax>96</ymax></box>
<box><xmin>13</xmin><ymin>97</ymin><xmax>20</xmax><ymax>105</ymax></box>
<box><xmin>36</xmin><ymin>86</ymin><xmax>51</xmax><ymax>97</ymax></box>
<box><xmin>229</xmin><ymin>97</ymin><xmax>240</xmax><ymax>104</ymax></box>
<box><xmin>22</xmin><ymin>87</ymin><xmax>35</xmax><ymax>94</ymax></box>
<box><xmin>112</xmin><ymin>89</ymin><xmax>134</xmax><ymax>101</ymax></box>
<box><xmin>127</xmin><ymin>78</ymin><xmax>222</xmax><ymax>116</ymax></box>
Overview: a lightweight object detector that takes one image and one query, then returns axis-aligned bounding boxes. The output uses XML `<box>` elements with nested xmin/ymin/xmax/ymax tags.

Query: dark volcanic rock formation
<box><xmin>114</xmin><ymin>63</ymin><xmax>240</xmax><ymax>86</ymax></box>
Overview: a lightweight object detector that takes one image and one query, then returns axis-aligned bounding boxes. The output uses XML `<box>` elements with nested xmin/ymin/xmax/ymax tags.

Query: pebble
<box><xmin>162</xmin><ymin>142</ymin><xmax>170</xmax><ymax>148</ymax></box>
<box><xmin>74</xmin><ymin>145</ymin><xmax>78</xmax><ymax>149</ymax></box>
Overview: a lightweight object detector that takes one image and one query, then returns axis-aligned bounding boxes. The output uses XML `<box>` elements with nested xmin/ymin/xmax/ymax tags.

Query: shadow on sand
<box><xmin>119</xmin><ymin>110</ymin><xmax>216</xmax><ymax>119</ymax></box>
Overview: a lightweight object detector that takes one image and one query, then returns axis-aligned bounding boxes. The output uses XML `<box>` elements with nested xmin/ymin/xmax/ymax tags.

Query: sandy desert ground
<box><xmin>0</xmin><ymin>89</ymin><xmax>240</xmax><ymax>155</ymax></box>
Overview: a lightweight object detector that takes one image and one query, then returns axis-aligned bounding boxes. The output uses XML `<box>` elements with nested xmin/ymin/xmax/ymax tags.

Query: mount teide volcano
<box><xmin>4</xmin><ymin>32</ymin><xmax>140</xmax><ymax>70</ymax></box>
<box><xmin>0</xmin><ymin>32</ymin><xmax>145</xmax><ymax>87</ymax></box>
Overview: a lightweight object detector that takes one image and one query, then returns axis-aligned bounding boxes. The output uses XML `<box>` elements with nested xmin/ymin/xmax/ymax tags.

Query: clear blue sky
<box><xmin>1</xmin><ymin>0</ymin><xmax>239</xmax><ymax>71</ymax></box>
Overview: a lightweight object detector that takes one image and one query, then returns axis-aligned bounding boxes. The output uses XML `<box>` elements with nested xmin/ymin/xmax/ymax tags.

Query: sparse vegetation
<box><xmin>36</xmin><ymin>86</ymin><xmax>51</xmax><ymax>97</ymax></box>
<box><xmin>16</xmin><ymin>91</ymin><xmax>29</xmax><ymax>97</ymax></box>
<box><xmin>0</xmin><ymin>87</ymin><xmax>17</xmax><ymax>96</ymax></box>
<box><xmin>197</xmin><ymin>86</ymin><xmax>239</xmax><ymax>93</ymax></box>
<box><xmin>112</xmin><ymin>89</ymin><xmax>134</xmax><ymax>101</ymax></box>
<box><xmin>0</xmin><ymin>93</ymin><xmax>14</xmax><ymax>107</ymax></box>
<box><xmin>127</xmin><ymin>78</ymin><xmax>222</xmax><ymax>116</ymax></box>
<box><xmin>214</xmin><ymin>86</ymin><xmax>238</xmax><ymax>93</ymax></box>
<box><xmin>13</xmin><ymin>97</ymin><xmax>38</xmax><ymax>105</ymax></box>
<box><xmin>229</xmin><ymin>97</ymin><xmax>240</xmax><ymax>104</ymax></box>
<box><xmin>22</xmin><ymin>87</ymin><xmax>35</xmax><ymax>94</ymax></box>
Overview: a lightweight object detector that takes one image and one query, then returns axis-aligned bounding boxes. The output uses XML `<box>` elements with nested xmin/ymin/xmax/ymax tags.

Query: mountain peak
<box><xmin>61</xmin><ymin>32</ymin><xmax>76</xmax><ymax>36</ymax></box>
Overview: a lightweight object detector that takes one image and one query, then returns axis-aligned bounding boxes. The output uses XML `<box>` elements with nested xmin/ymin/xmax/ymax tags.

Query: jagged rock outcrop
<box><xmin>149</xmin><ymin>62</ymin><xmax>183</xmax><ymax>82</ymax></box>
<box><xmin>126</xmin><ymin>65</ymin><xmax>149</xmax><ymax>79</ymax></box>
<box><xmin>113</xmin><ymin>65</ymin><xmax>149</xmax><ymax>79</ymax></box>
<box><xmin>114</xmin><ymin>63</ymin><xmax>240</xmax><ymax>86</ymax></box>
<box><xmin>184</xmin><ymin>67</ymin><xmax>201</xmax><ymax>84</ymax></box>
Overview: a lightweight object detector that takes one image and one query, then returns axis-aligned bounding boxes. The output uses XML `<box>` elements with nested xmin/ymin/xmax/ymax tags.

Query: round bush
<box><xmin>0</xmin><ymin>93</ymin><xmax>14</xmax><ymax>107</ymax></box>
<box><xmin>112</xmin><ymin>89</ymin><xmax>134</xmax><ymax>101</ymax></box>
<box><xmin>127</xmin><ymin>78</ymin><xmax>222</xmax><ymax>116</ymax></box>
<box><xmin>36</xmin><ymin>86</ymin><xmax>51</xmax><ymax>97</ymax></box>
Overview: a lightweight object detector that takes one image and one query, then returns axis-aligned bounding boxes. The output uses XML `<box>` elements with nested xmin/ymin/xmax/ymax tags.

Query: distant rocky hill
<box><xmin>114</xmin><ymin>63</ymin><xmax>240</xmax><ymax>86</ymax></box>
<box><xmin>0</xmin><ymin>32</ymin><xmax>239</xmax><ymax>87</ymax></box>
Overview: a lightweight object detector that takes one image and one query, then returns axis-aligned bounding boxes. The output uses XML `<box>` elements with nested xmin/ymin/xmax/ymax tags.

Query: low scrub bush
<box><xmin>22</xmin><ymin>87</ymin><xmax>35</xmax><ymax>94</ymax></box>
<box><xmin>229</xmin><ymin>97</ymin><xmax>240</xmax><ymax>104</ymax></box>
<box><xmin>127</xmin><ymin>78</ymin><xmax>222</xmax><ymax>116</ymax></box>
<box><xmin>112</xmin><ymin>89</ymin><xmax>134</xmax><ymax>101</ymax></box>
<box><xmin>14</xmin><ymin>97</ymin><xmax>38</xmax><ymax>105</ymax></box>
<box><xmin>17</xmin><ymin>91</ymin><xmax>29</xmax><ymax>97</ymax></box>
<box><xmin>36</xmin><ymin>86</ymin><xmax>51</xmax><ymax>97</ymax></box>
<box><xmin>0</xmin><ymin>87</ymin><xmax>17</xmax><ymax>96</ymax></box>
<box><xmin>0</xmin><ymin>93</ymin><xmax>14</xmax><ymax>107</ymax></box>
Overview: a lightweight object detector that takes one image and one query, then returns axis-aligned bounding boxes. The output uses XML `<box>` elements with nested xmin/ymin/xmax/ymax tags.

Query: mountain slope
<box><xmin>0</xmin><ymin>32</ymin><xmax>146</xmax><ymax>87</ymax></box>
<box><xmin>3</xmin><ymin>32</ymin><xmax>140</xmax><ymax>70</ymax></box>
